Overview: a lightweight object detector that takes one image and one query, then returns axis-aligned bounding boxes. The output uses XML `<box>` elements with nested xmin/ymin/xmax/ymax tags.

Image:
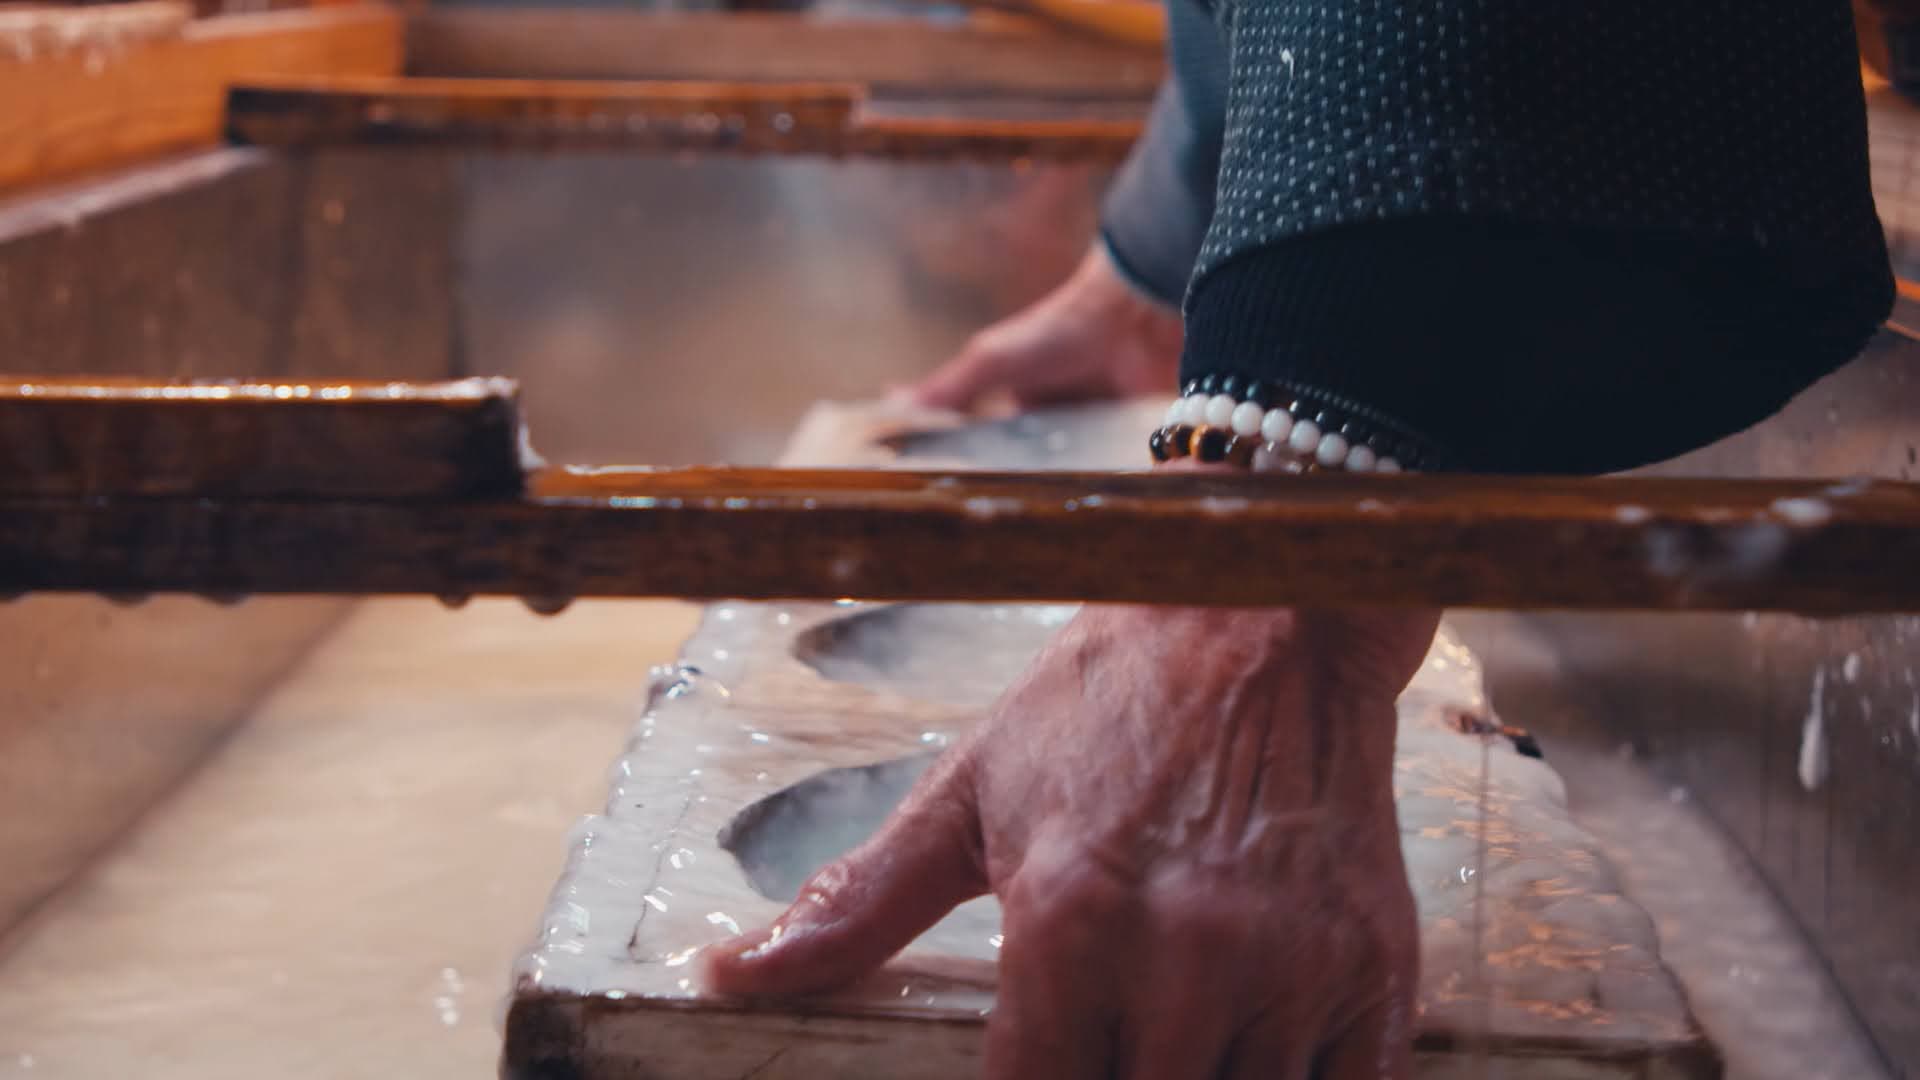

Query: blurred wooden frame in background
<box><xmin>0</xmin><ymin>0</ymin><xmax>1164</xmax><ymax>195</ymax></box>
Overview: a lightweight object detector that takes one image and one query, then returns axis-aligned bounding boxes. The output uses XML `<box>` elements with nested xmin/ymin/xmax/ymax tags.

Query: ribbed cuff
<box><xmin>1182</xmin><ymin>225</ymin><xmax>1461</xmax><ymax>467</ymax></box>
<box><xmin>1181</xmin><ymin>217</ymin><xmax>1892</xmax><ymax>475</ymax></box>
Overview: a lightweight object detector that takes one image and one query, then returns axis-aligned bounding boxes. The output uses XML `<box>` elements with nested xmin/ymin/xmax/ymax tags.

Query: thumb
<box><xmin>702</xmin><ymin>756</ymin><xmax>985</xmax><ymax>997</ymax></box>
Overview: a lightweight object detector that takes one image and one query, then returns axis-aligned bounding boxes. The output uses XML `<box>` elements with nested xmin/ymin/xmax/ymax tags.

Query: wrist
<box><xmin>1148</xmin><ymin>376</ymin><xmax>1439</xmax><ymax>474</ymax></box>
<box><xmin>1095</xmin><ymin>229</ymin><xmax>1187</xmax><ymax>314</ymax></box>
<box><xmin>1077</xmin><ymin>241</ymin><xmax>1183</xmax><ymax>332</ymax></box>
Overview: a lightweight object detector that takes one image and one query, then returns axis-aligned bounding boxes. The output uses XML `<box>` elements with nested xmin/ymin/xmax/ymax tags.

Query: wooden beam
<box><xmin>0</xmin><ymin>6</ymin><xmax>402</xmax><ymax>193</ymax></box>
<box><xmin>0</xmin><ymin>2</ymin><xmax>189</xmax><ymax>61</ymax></box>
<box><xmin>401</xmin><ymin>10</ymin><xmax>1162</xmax><ymax>101</ymax></box>
<box><xmin>224</xmin><ymin>75</ymin><xmax>1142</xmax><ymax>162</ymax></box>
<box><xmin>0</xmin><ymin>376</ymin><xmax>525</xmax><ymax>498</ymax></box>
<box><xmin>2</xmin><ymin>465</ymin><xmax>1916</xmax><ymax>613</ymax></box>
<box><xmin>846</xmin><ymin>112</ymin><xmax>1138</xmax><ymax>162</ymax></box>
<box><xmin>999</xmin><ymin>0</ymin><xmax>1164</xmax><ymax>48</ymax></box>
<box><xmin>227</xmin><ymin>75</ymin><xmax>864</xmax><ymax>152</ymax></box>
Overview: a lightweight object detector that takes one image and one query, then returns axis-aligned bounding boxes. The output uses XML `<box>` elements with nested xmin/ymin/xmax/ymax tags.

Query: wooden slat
<box><xmin>224</xmin><ymin>75</ymin><xmax>1143</xmax><ymax>162</ymax></box>
<box><xmin>845</xmin><ymin>113</ymin><xmax>1138</xmax><ymax>162</ymax></box>
<box><xmin>227</xmin><ymin>75</ymin><xmax>864</xmax><ymax>153</ymax></box>
<box><xmin>402</xmin><ymin>10</ymin><xmax>1163</xmax><ymax>100</ymax></box>
<box><xmin>2</xmin><ymin>466</ymin><xmax>1916</xmax><ymax>613</ymax></box>
<box><xmin>0</xmin><ymin>1</ymin><xmax>189</xmax><ymax>60</ymax></box>
<box><xmin>1003</xmin><ymin>0</ymin><xmax>1163</xmax><ymax>47</ymax></box>
<box><xmin>0</xmin><ymin>376</ymin><xmax>526</xmax><ymax>497</ymax></box>
<box><xmin>0</xmin><ymin>6</ymin><xmax>402</xmax><ymax>193</ymax></box>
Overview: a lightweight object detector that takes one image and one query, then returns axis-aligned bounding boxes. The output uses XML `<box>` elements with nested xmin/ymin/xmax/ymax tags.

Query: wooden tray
<box><xmin>500</xmin><ymin>401</ymin><xmax>1722</xmax><ymax>1079</ymax></box>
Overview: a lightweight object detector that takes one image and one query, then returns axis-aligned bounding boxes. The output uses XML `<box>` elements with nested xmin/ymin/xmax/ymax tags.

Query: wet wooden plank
<box><xmin>0</xmin><ymin>147</ymin><xmax>464</xmax><ymax>382</ymax></box>
<box><xmin>0</xmin><ymin>376</ymin><xmax>526</xmax><ymax>498</ymax></box>
<box><xmin>502</xmin><ymin>993</ymin><xmax>1724</xmax><ymax>1080</ymax></box>
<box><xmin>502</xmin><ymin>402</ymin><xmax>1723</xmax><ymax>1080</ymax></box>
<box><xmin>227</xmin><ymin>75</ymin><xmax>864</xmax><ymax>152</ymax></box>
<box><xmin>0</xmin><ymin>1</ymin><xmax>189</xmax><ymax>60</ymax></box>
<box><xmin>843</xmin><ymin>113</ymin><xmax>1138</xmax><ymax>162</ymax></box>
<box><xmin>225</xmin><ymin>76</ymin><xmax>1141</xmax><ymax>162</ymax></box>
<box><xmin>0</xmin><ymin>7</ymin><xmax>401</xmax><ymax>192</ymax></box>
<box><xmin>1</xmin><ymin>466</ymin><xmax>1916</xmax><ymax>613</ymax></box>
<box><xmin>401</xmin><ymin>10</ymin><xmax>1162</xmax><ymax>100</ymax></box>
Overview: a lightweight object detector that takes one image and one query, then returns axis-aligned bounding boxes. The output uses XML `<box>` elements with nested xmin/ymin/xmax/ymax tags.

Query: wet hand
<box><xmin>704</xmin><ymin>604</ymin><xmax>1439</xmax><ymax>1080</ymax></box>
<box><xmin>900</xmin><ymin>244</ymin><xmax>1183</xmax><ymax>413</ymax></box>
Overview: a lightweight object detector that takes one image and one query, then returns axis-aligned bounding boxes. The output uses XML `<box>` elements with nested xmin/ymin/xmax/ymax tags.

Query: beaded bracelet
<box><xmin>1148</xmin><ymin>374</ymin><xmax>1445</xmax><ymax>473</ymax></box>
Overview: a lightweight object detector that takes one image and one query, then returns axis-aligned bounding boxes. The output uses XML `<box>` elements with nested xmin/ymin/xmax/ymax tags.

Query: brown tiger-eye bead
<box><xmin>1193</xmin><ymin>425</ymin><xmax>1231</xmax><ymax>462</ymax></box>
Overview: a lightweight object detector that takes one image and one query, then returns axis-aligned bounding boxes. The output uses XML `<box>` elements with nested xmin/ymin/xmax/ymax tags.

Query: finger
<box><xmin>702</xmin><ymin>757</ymin><xmax>985</xmax><ymax>997</ymax></box>
<box><xmin>983</xmin><ymin>930</ymin><xmax>1118</xmax><ymax>1080</ymax></box>
<box><xmin>1220</xmin><ymin>1011</ymin><xmax>1315</xmax><ymax>1080</ymax></box>
<box><xmin>1312</xmin><ymin>996</ymin><xmax>1415</xmax><ymax>1080</ymax></box>
<box><xmin>906</xmin><ymin>339</ymin><xmax>1026</xmax><ymax>411</ymax></box>
<box><xmin>1115</xmin><ymin>1007</ymin><xmax>1233</xmax><ymax>1080</ymax></box>
<box><xmin>902</xmin><ymin>320</ymin><xmax>1059</xmax><ymax>409</ymax></box>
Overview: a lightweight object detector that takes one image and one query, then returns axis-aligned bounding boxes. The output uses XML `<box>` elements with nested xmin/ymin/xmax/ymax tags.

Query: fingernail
<box><xmin>699</xmin><ymin>928</ymin><xmax>779</xmax><ymax>993</ymax></box>
<box><xmin>703</xmin><ymin>926</ymin><xmax>778</xmax><ymax>968</ymax></box>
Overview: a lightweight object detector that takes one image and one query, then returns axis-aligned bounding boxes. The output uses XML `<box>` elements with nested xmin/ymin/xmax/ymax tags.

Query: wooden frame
<box><xmin>3</xmin><ymin>378</ymin><xmax>1918</xmax><ymax>614</ymax></box>
<box><xmin>0</xmin><ymin>4</ymin><xmax>1158</xmax><ymax>193</ymax></box>
<box><xmin>0</xmin><ymin>5</ymin><xmax>402</xmax><ymax>193</ymax></box>
<box><xmin>0</xmin><ymin>2</ymin><xmax>191</xmax><ymax>60</ymax></box>
<box><xmin>400</xmin><ymin>9</ymin><xmax>1163</xmax><ymax>100</ymax></box>
<box><xmin>225</xmin><ymin>74</ymin><xmax>1144</xmax><ymax>162</ymax></box>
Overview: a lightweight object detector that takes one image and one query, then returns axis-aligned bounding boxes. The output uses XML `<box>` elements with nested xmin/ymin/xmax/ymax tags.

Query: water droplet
<box><xmin>438</xmin><ymin>593</ymin><xmax>472</xmax><ymax>610</ymax></box>
<box><xmin>523</xmin><ymin>594</ymin><xmax>573</xmax><ymax>616</ymax></box>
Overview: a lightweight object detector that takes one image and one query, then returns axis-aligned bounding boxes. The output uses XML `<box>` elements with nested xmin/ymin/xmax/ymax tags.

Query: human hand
<box><xmin>704</xmin><ymin>602</ymin><xmax>1439</xmax><ymax>1079</ymax></box>
<box><xmin>901</xmin><ymin>244</ymin><xmax>1183</xmax><ymax>413</ymax></box>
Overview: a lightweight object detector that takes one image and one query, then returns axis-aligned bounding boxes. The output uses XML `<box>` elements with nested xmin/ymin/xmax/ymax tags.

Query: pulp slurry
<box><xmin>0</xmin><ymin>599</ymin><xmax>700</xmax><ymax>1080</ymax></box>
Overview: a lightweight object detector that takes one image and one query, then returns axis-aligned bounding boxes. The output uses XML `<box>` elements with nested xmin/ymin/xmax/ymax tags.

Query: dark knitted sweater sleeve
<box><xmin>1180</xmin><ymin>0</ymin><xmax>1894</xmax><ymax>474</ymax></box>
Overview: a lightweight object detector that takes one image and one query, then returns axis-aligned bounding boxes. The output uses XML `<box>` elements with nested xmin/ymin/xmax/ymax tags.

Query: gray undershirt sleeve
<box><xmin>1097</xmin><ymin>0</ymin><xmax>1228</xmax><ymax>307</ymax></box>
